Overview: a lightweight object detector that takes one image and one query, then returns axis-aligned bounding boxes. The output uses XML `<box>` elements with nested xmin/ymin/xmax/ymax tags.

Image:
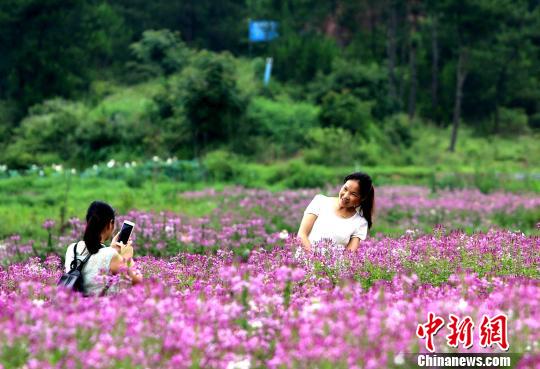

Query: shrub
<box><xmin>244</xmin><ymin>97</ymin><xmax>319</xmax><ymax>157</ymax></box>
<box><xmin>382</xmin><ymin>113</ymin><xmax>414</xmax><ymax>148</ymax></box>
<box><xmin>126</xmin><ymin>29</ymin><xmax>190</xmax><ymax>82</ymax></box>
<box><xmin>2</xmin><ymin>99</ymin><xmax>86</xmax><ymax>168</ymax></box>
<box><xmin>304</xmin><ymin>127</ymin><xmax>366</xmax><ymax>166</ymax></box>
<box><xmin>179</xmin><ymin>51</ymin><xmax>248</xmax><ymax>155</ymax></box>
<box><xmin>496</xmin><ymin>107</ymin><xmax>530</xmax><ymax>135</ymax></box>
<box><xmin>319</xmin><ymin>91</ymin><xmax>374</xmax><ymax>133</ymax></box>
<box><xmin>309</xmin><ymin>60</ymin><xmax>395</xmax><ymax>119</ymax></box>
<box><xmin>202</xmin><ymin>150</ymin><xmax>244</xmax><ymax>181</ymax></box>
<box><xmin>0</xmin><ymin>99</ymin><xmax>19</xmax><ymax>145</ymax></box>
<box><xmin>273</xmin><ymin>160</ymin><xmax>338</xmax><ymax>189</ymax></box>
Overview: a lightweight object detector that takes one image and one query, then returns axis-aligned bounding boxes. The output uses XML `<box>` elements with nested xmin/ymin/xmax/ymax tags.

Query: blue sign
<box><xmin>249</xmin><ymin>20</ymin><xmax>279</xmax><ymax>42</ymax></box>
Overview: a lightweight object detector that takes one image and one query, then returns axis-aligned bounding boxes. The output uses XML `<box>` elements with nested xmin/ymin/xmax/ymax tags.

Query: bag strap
<box><xmin>70</xmin><ymin>241</ymin><xmax>93</xmax><ymax>272</ymax></box>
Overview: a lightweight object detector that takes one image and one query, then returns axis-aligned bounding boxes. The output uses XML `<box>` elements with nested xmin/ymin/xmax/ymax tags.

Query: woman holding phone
<box><xmin>64</xmin><ymin>201</ymin><xmax>143</xmax><ymax>296</ymax></box>
<box><xmin>297</xmin><ymin>172</ymin><xmax>375</xmax><ymax>255</ymax></box>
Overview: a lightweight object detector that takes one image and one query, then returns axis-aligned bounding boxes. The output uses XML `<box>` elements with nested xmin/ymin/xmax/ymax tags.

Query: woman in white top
<box><xmin>64</xmin><ymin>201</ymin><xmax>143</xmax><ymax>296</ymax></box>
<box><xmin>297</xmin><ymin>172</ymin><xmax>375</xmax><ymax>253</ymax></box>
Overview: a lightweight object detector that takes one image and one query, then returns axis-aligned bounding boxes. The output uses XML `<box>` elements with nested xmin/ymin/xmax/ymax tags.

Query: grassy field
<box><xmin>0</xmin><ymin>175</ymin><xmax>219</xmax><ymax>240</ymax></box>
<box><xmin>1</xmin><ymin>166</ymin><xmax>539</xmax><ymax>242</ymax></box>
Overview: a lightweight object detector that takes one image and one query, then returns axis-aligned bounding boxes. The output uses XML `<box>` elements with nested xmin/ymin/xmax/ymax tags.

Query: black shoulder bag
<box><xmin>57</xmin><ymin>242</ymin><xmax>92</xmax><ymax>293</ymax></box>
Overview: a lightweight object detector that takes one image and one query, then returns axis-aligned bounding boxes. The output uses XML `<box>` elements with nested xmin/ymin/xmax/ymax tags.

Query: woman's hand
<box><xmin>110</xmin><ymin>233</ymin><xmax>122</xmax><ymax>253</ymax></box>
<box><xmin>111</xmin><ymin>234</ymin><xmax>134</xmax><ymax>259</ymax></box>
<box><xmin>119</xmin><ymin>240</ymin><xmax>134</xmax><ymax>260</ymax></box>
<box><xmin>297</xmin><ymin>213</ymin><xmax>317</xmax><ymax>253</ymax></box>
<box><xmin>346</xmin><ymin>237</ymin><xmax>360</xmax><ymax>252</ymax></box>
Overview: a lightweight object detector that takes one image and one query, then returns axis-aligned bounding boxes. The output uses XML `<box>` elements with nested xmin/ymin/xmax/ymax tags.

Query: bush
<box><xmin>271</xmin><ymin>160</ymin><xmax>338</xmax><ymax>189</ymax></box>
<box><xmin>202</xmin><ymin>150</ymin><xmax>244</xmax><ymax>181</ymax></box>
<box><xmin>244</xmin><ymin>97</ymin><xmax>319</xmax><ymax>158</ymax></box>
<box><xmin>382</xmin><ymin>113</ymin><xmax>414</xmax><ymax>148</ymax></box>
<box><xmin>0</xmin><ymin>99</ymin><xmax>19</xmax><ymax>145</ymax></box>
<box><xmin>496</xmin><ymin>107</ymin><xmax>530</xmax><ymax>135</ymax></box>
<box><xmin>309</xmin><ymin>60</ymin><xmax>395</xmax><ymax>119</ymax></box>
<box><xmin>2</xmin><ymin>99</ymin><xmax>86</xmax><ymax>168</ymax></box>
<box><xmin>319</xmin><ymin>91</ymin><xmax>374</xmax><ymax>133</ymax></box>
<box><xmin>304</xmin><ymin>127</ymin><xmax>366</xmax><ymax>166</ymax></box>
<box><xmin>179</xmin><ymin>51</ymin><xmax>248</xmax><ymax>154</ymax></box>
<box><xmin>126</xmin><ymin>29</ymin><xmax>190</xmax><ymax>82</ymax></box>
<box><xmin>148</xmin><ymin>51</ymin><xmax>249</xmax><ymax>157</ymax></box>
<box><xmin>73</xmin><ymin>115</ymin><xmax>125</xmax><ymax>165</ymax></box>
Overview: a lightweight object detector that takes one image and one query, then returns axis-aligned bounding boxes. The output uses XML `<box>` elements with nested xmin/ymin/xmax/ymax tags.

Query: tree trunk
<box><xmin>407</xmin><ymin>40</ymin><xmax>417</xmax><ymax>120</ymax></box>
<box><xmin>407</xmin><ymin>5</ymin><xmax>418</xmax><ymax>121</ymax></box>
<box><xmin>431</xmin><ymin>16</ymin><xmax>439</xmax><ymax>122</ymax></box>
<box><xmin>449</xmin><ymin>48</ymin><xmax>468</xmax><ymax>152</ymax></box>
<box><xmin>386</xmin><ymin>0</ymin><xmax>398</xmax><ymax>107</ymax></box>
<box><xmin>398</xmin><ymin>30</ymin><xmax>407</xmax><ymax>104</ymax></box>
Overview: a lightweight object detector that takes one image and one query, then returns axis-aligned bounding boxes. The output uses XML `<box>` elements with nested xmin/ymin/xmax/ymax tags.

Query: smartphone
<box><xmin>118</xmin><ymin>220</ymin><xmax>135</xmax><ymax>244</ymax></box>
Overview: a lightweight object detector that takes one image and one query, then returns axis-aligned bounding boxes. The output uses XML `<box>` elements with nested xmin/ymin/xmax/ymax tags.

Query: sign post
<box><xmin>263</xmin><ymin>57</ymin><xmax>273</xmax><ymax>86</ymax></box>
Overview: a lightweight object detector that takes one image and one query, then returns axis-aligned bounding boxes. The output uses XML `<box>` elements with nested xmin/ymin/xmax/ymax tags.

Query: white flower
<box><xmin>152</xmin><ymin>156</ymin><xmax>160</xmax><ymax>162</ymax></box>
<box><xmin>124</xmin><ymin>162</ymin><xmax>131</xmax><ymax>168</ymax></box>
<box><xmin>166</xmin><ymin>157</ymin><xmax>173</xmax><ymax>164</ymax></box>
<box><xmin>32</xmin><ymin>299</ymin><xmax>45</xmax><ymax>307</ymax></box>
<box><xmin>226</xmin><ymin>358</ymin><xmax>251</xmax><ymax>369</ymax></box>
<box><xmin>279</xmin><ymin>230</ymin><xmax>289</xmax><ymax>240</ymax></box>
<box><xmin>52</xmin><ymin>164</ymin><xmax>63</xmax><ymax>172</ymax></box>
<box><xmin>93</xmin><ymin>164</ymin><xmax>98</xmax><ymax>170</ymax></box>
<box><xmin>394</xmin><ymin>352</ymin><xmax>405</xmax><ymax>365</ymax></box>
<box><xmin>304</xmin><ymin>298</ymin><xmax>322</xmax><ymax>313</ymax></box>
<box><xmin>457</xmin><ymin>298</ymin><xmax>468</xmax><ymax>311</ymax></box>
<box><xmin>0</xmin><ymin>164</ymin><xmax>7</xmax><ymax>172</ymax></box>
<box><xmin>107</xmin><ymin>160</ymin><xmax>116</xmax><ymax>168</ymax></box>
<box><xmin>39</xmin><ymin>170</ymin><xmax>44</xmax><ymax>176</ymax></box>
<box><xmin>71</xmin><ymin>168</ymin><xmax>76</xmax><ymax>174</ymax></box>
<box><xmin>131</xmin><ymin>161</ymin><xmax>137</xmax><ymax>167</ymax></box>
<box><xmin>249</xmin><ymin>320</ymin><xmax>263</xmax><ymax>329</ymax></box>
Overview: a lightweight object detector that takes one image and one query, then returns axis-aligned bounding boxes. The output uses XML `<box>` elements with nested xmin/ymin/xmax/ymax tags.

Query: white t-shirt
<box><xmin>64</xmin><ymin>241</ymin><xmax>118</xmax><ymax>296</ymax></box>
<box><xmin>304</xmin><ymin>194</ymin><xmax>368</xmax><ymax>247</ymax></box>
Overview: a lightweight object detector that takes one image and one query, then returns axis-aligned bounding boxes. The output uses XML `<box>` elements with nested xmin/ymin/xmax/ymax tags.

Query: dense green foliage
<box><xmin>1</xmin><ymin>0</ymin><xmax>540</xmax><ymax>170</ymax></box>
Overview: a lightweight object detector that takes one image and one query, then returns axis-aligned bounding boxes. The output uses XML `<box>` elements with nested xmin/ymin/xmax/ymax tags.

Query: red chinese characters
<box><xmin>446</xmin><ymin>314</ymin><xmax>474</xmax><ymax>349</ymax></box>
<box><xmin>479</xmin><ymin>314</ymin><xmax>509</xmax><ymax>351</ymax></box>
<box><xmin>417</xmin><ymin>312</ymin><xmax>509</xmax><ymax>352</ymax></box>
<box><xmin>416</xmin><ymin>312</ymin><xmax>445</xmax><ymax>352</ymax></box>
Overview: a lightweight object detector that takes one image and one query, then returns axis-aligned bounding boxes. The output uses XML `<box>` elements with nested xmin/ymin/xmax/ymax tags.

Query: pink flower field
<box><xmin>0</xmin><ymin>186</ymin><xmax>539</xmax><ymax>368</ymax></box>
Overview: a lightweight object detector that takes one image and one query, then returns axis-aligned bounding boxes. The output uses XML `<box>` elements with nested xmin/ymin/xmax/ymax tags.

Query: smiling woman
<box><xmin>296</xmin><ymin>172</ymin><xmax>375</xmax><ymax>254</ymax></box>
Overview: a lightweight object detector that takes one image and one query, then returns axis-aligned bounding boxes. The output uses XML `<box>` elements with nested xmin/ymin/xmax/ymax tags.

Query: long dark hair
<box><xmin>344</xmin><ymin>172</ymin><xmax>375</xmax><ymax>229</ymax></box>
<box><xmin>83</xmin><ymin>201</ymin><xmax>115</xmax><ymax>254</ymax></box>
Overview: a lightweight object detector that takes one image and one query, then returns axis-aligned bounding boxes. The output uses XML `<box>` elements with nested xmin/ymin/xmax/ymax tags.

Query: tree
<box><xmin>112</xmin><ymin>0</ymin><xmax>248</xmax><ymax>53</ymax></box>
<box><xmin>407</xmin><ymin>0</ymin><xmax>422</xmax><ymax>121</ymax></box>
<box><xmin>0</xmin><ymin>0</ymin><xmax>127</xmax><ymax>111</ymax></box>
<box><xmin>434</xmin><ymin>0</ymin><xmax>514</xmax><ymax>151</ymax></box>
<box><xmin>180</xmin><ymin>52</ymin><xmax>247</xmax><ymax>155</ymax></box>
